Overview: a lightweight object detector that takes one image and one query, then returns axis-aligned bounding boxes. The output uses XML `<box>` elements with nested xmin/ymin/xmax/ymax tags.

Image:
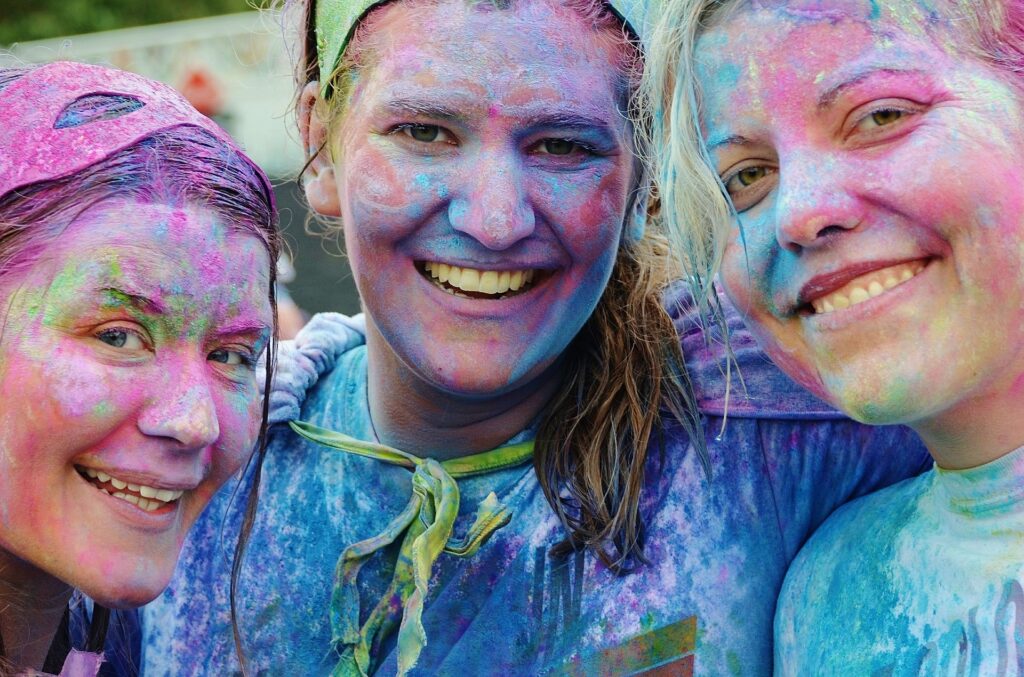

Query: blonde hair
<box><xmin>640</xmin><ymin>0</ymin><xmax>1024</xmax><ymax>307</ymax></box>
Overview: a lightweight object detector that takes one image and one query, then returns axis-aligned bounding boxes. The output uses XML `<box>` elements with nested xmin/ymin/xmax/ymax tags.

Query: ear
<box><xmin>625</xmin><ymin>176</ymin><xmax>651</xmax><ymax>243</ymax></box>
<box><xmin>298</xmin><ymin>81</ymin><xmax>341</xmax><ymax>217</ymax></box>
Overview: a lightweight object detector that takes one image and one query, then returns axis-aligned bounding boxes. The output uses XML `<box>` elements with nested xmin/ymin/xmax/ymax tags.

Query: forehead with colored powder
<box><xmin>334</xmin><ymin>0</ymin><xmax>630</xmax><ymax>142</ymax></box>
<box><xmin>696</xmin><ymin>0</ymin><xmax>977</xmax><ymax>141</ymax></box>
<box><xmin>6</xmin><ymin>199</ymin><xmax>271</xmax><ymax>342</ymax></box>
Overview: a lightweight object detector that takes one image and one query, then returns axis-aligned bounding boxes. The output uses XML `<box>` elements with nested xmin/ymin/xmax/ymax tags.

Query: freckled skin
<box><xmin>0</xmin><ymin>199</ymin><xmax>272</xmax><ymax>607</ymax></box>
<box><xmin>700</xmin><ymin>3</ymin><xmax>1024</xmax><ymax>466</ymax></box>
<box><xmin>326</xmin><ymin>0</ymin><xmax>635</xmax><ymax>455</ymax></box>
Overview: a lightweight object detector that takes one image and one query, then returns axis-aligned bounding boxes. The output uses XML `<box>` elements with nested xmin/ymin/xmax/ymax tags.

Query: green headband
<box><xmin>314</xmin><ymin>0</ymin><xmax>659</xmax><ymax>98</ymax></box>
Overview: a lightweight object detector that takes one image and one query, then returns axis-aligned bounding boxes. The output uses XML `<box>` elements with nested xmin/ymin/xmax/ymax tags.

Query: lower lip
<box><xmin>802</xmin><ymin>259</ymin><xmax>932</xmax><ymax>331</ymax></box>
<box><xmin>415</xmin><ymin>265</ymin><xmax>554</xmax><ymax>317</ymax></box>
<box><xmin>78</xmin><ymin>472</ymin><xmax>183</xmax><ymax>532</ymax></box>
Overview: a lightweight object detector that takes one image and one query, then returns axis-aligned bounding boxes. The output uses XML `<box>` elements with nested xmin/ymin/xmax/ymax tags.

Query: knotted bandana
<box><xmin>289</xmin><ymin>420</ymin><xmax>535</xmax><ymax>676</ymax></box>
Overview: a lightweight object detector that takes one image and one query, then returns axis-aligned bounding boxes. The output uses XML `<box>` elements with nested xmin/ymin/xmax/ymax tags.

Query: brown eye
<box><xmin>723</xmin><ymin>164</ymin><xmax>777</xmax><ymax>212</ymax></box>
<box><xmin>870</xmin><ymin>109</ymin><xmax>903</xmax><ymax>126</ymax></box>
<box><xmin>737</xmin><ymin>166</ymin><xmax>768</xmax><ymax>186</ymax></box>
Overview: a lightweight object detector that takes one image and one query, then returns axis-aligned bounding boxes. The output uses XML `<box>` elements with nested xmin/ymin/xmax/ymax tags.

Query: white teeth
<box><xmin>423</xmin><ymin>262</ymin><xmax>539</xmax><ymax>297</ymax></box>
<box><xmin>810</xmin><ymin>261</ymin><xmax>926</xmax><ymax>315</ymax></box>
<box><xmin>155</xmin><ymin>488</ymin><xmax>183</xmax><ymax>502</ymax></box>
<box><xmin>80</xmin><ymin>467</ymin><xmax>184</xmax><ymax>509</ymax></box>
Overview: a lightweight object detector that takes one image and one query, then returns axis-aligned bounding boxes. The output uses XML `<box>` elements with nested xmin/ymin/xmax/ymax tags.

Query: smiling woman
<box><xmin>0</xmin><ymin>62</ymin><xmax>278</xmax><ymax>675</ymax></box>
<box><xmin>645</xmin><ymin>0</ymin><xmax>1024</xmax><ymax>672</ymax></box>
<box><xmin>139</xmin><ymin>0</ymin><xmax>931</xmax><ymax>673</ymax></box>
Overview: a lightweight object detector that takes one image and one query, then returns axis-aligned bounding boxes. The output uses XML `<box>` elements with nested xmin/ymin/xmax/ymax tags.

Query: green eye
<box><xmin>870</xmin><ymin>109</ymin><xmax>903</xmax><ymax>126</ymax></box>
<box><xmin>541</xmin><ymin>139</ymin><xmax>575</xmax><ymax>155</ymax></box>
<box><xmin>408</xmin><ymin>125</ymin><xmax>440</xmax><ymax>142</ymax></box>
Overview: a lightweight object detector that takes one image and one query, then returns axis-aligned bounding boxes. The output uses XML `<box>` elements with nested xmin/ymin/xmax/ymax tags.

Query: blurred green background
<box><xmin>1</xmin><ymin>1</ymin><xmax>257</xmax><ymax>44</ymax></box>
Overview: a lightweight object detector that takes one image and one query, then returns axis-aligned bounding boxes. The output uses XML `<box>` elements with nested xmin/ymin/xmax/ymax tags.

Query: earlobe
<box><xmin>625</xmin><ymin>185</ymin><xmax>650</xmax><ymax>242</ymax></box>
<box><xmin>298</xmin><ymin>81</ymin><xmax>341</xmax><ymax>217</ymax></box>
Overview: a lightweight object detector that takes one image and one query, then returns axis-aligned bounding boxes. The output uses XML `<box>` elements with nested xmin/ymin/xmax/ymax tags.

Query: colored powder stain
<box><xmin>868</xmin><ymin>0</ymin><xmax>880</xmax><ymax>20</ymax></box>
<box><xmin>727</xmin><ymin>650</ymin><xmax>742</xmax><ymax>675</ymax></box>
<box><xmin>92</xmin><ymin>400</ymin><xmax>113</xmax><ymax>418</ymax></box>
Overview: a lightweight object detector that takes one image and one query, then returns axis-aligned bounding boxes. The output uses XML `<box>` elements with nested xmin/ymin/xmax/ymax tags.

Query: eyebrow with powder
<box><xmin>817</xmin><ymin>67</ymin><xmax>931</xmax><ymax>110</ymax></box>
<box><xmin>385</xmin><ymin>98</ymin><xmax>470</xmax><ymax>123</ymax></box>
<box><xmin>706</xmin><ymin>134</ymin><xmax>760</xmax><ymax>152</ymax></box>
<box><xmin>521</xmin><ymin>111</ymin><xmax>617</xmax><ymax>134</ymax></box>
<box><xmin>98</xmin><ymin>287</ymin><xmax>169</xmax><ymax>315</ymax></box>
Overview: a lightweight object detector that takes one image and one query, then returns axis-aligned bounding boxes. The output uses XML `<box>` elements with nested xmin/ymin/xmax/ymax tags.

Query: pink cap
<box><xmin>0</xmin><ymin>61</ymin><xmax>274</xmax><ymax>208</ymax></box>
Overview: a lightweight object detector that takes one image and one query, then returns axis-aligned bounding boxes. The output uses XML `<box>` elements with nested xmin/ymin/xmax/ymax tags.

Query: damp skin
<box><xmin>697</xmin><ymin>1</ymin><xmax>1024</xmax><ymax>467</ymax></box>
<box><xmin>0</xmin><ymin>198</ymin><xmax>272</xmax><ymax>607</ymax></box>
<box><xmin>327</xmin><ymin>0</ymin><xmax>635</xmax><ymax>453</ymax></box>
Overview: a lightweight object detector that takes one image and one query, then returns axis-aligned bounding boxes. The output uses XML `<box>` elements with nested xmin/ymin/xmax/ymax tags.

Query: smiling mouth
<box><xmin>418</xmin><ymin>261</ymin><xmax>543</xmax><ymax>299</ymax></box>
<box><xmin>76</xmin><ymin>466</ymin><xmax>184</xmax><ymax>513</ymax></box>
<box><xmin>807</xmin><ymin>260</ymin><xmax>928</xmax><ymax>315</ymax></box>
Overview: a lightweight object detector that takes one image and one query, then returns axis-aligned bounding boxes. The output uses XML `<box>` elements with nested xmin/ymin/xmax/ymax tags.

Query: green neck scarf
<box><xmin>288</xmin><ymin>420</ymin><xmax>535</xmax><ymax>676</ymax></box>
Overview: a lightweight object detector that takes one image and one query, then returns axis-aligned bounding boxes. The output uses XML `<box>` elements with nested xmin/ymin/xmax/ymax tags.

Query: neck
<box><xmin>365</xmin><ymin>317</ymin><xmax>560</xmax><ymax>460</ymax></box>
<box><xmin>0</xmin><ymin>548</ymin><xmax>72</xmax><ymax>672</ymax></box>
<box><xmin>914</xmin><ymin>370</ymin><xmax>1024</xmax><ymax>470</ymax></box>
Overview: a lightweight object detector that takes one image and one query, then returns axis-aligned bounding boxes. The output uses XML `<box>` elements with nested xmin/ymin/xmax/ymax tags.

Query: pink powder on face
<box><xmin>0</xmin><ymin>198</ymin><xmax>272</xmax><ymax>608</ymax></box>
<box><xmin>700</xmin><ymin>2</ymin><xmax>1024</xmax><ymax>463</ymax></box>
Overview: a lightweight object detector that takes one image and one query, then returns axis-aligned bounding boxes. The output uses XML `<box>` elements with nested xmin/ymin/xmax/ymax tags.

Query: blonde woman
<box><xmin>646</xmin><ymin>0</ymin><xmax>1024</xmax><ymax>672</ymax></box>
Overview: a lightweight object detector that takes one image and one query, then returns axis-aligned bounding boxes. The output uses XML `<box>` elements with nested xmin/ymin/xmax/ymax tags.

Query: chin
<box><xmin>71</xmin><ymin>558</ymin><xmax>174</xmax><ymax>609</ymax></box>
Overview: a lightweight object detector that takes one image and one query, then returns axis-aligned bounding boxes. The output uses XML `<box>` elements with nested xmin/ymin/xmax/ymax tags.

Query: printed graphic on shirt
<box><xmin>529</xmin><ymin>546</ymin><xmax>697</xmax><ymax>676</ymax></box>
<box><xmin>879</xmin><ymin>579</ymin><xmax>1024</xmax><ymax>675</ymax></box>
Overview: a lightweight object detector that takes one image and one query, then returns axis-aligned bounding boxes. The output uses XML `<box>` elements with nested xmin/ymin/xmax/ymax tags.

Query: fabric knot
<box><xmin>288</xmin><ymin>420</ymin><xmax>534</xmax><ymax>676</ymax></box>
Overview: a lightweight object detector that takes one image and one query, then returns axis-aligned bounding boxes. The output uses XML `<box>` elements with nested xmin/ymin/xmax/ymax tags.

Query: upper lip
<box><xmin>417</xmin><ymin>258</ymin><xmax>552</xmax><ymax>271</ymax></box>
<box><xmin>796</xmin><ymin>257</ymin><xmax>930</xmax><ymax>309</ymax></box>
<box><xmin>75</xmin><ymin>464</ymin><xmax>201</xmax><ymax>491</ymax></box>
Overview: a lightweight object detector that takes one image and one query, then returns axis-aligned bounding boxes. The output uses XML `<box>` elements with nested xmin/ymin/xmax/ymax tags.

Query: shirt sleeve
<box><xmin>268</xmin><ymin>312</ymin><xmax>366</xmax><ymax>424</ymax></box>
<box><xmin>665</xmin><ymin>282</ymin><xmax>932</xmax><ymax>560</ymax></box>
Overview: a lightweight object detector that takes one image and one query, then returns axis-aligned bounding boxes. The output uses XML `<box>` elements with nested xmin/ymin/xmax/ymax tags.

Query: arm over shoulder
<box><xmin>268</xmin><ymin>312</ymin><xmax>366</xmax><ymax>424</ymax></box>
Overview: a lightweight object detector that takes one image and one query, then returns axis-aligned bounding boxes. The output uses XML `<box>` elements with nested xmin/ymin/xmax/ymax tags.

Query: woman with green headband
<box><xmin>141</xmin><ymin>0</ymin><xmax>928</xmax><ymax>674</ymax></box>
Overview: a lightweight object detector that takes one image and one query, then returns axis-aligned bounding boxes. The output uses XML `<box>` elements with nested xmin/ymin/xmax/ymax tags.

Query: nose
<box><xmin>448</xmin><ymin>149</ymin><xmax>535</xmax><ymax>250</ymax></box>
<box><xmin>773</xmin><ymin>151</ymin><xmax>862</xmax><ymax>252</ymax></box>
<box><xmin>138</xmin><ymin>362</ymin><xmax>220</xmax><ymax>449</ymax></box>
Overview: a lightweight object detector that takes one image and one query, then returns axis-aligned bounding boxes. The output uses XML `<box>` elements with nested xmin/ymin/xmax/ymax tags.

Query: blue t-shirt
<box><xmin>141</xmin><ymin>289</ymin><xmax>929</xmax><ymax>676</ymax></box>
<box><xmin>775</xmin><ymin>444</ymin><xmax>1024</xmax><ymax>675</ymax></box>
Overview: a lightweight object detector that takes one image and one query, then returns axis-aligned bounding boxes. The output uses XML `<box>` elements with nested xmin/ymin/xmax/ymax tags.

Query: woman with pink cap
<box><xmin>0</xmin><ymin>62</ymin><xmax>279</xmax><ymax>675</ymax></box>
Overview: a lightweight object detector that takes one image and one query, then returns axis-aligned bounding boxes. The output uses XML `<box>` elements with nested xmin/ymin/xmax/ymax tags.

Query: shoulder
<box><xmin>268</xmin><ymin>312</ymin><xmax>367</xmax><ymax>424</ymax></box>
<box><xmin>663</xmin><ymin>283</ymin><xmax>840</xmax><ymax>420</ymax></box>
<box><xmin>775</xmin><ymin>472</ymin><xmax>930</xmax><ymax>671</ymax></box>
<box><xmin>780</xmin><ymin>471</ymin><xmax>928</xmax><ymax>609</ymax></box>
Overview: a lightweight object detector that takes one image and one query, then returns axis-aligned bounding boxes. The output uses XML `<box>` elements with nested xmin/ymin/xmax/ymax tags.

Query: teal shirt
<box><xmin>776</xmin><ymin>444</ymin><xmax>1024</xmax><ymax>675</ymax></box>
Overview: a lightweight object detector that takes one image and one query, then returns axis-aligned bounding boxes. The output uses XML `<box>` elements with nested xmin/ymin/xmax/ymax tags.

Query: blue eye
<box><xmin>209</xmin><ymin>348</ymin><xmax>254</xmax><ymax>367</ymax></box>
<box><xmin>96</xmin><ymin>328</ymin><xmax>146</xmax><ymax>350</ymax></box>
